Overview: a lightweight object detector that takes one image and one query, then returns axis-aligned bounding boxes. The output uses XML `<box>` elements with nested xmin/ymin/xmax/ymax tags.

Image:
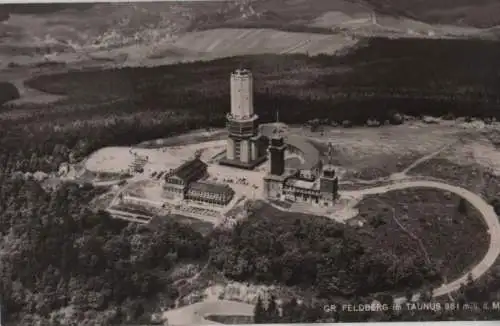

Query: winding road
<box><xmin>345</xmin><ymin>180</ymin><xmax>500</xmax><ymax>298</ymax></box>
<box><xmin>163</xmin><ymin>178</ymin><xmax>500</xmax><ymax>325</ymax></box>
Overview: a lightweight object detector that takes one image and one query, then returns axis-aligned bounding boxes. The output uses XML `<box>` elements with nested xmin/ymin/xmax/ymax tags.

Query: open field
<box><xmin>0</xmin><ymin>2</ymin><xmax>358</xmax><ymax>75</ymax></box>
<box><xmin>0</xmin><ymin>2</ymin><xmax>220</xmax><ymax>65</ymax></box>
<box><xmin>190</xmin><ymin>0</ymin><xmax>491</xmax><ymax>34</ymax></box>
<box><xmin>23</xmin><ymin>28</ymin><xmax>357</xmax><ymax>70</ymax></box>
<box><xmin>408</xmin><ymin>158</ymin><xmax>500</xmax><ymax>203</ymax></box>
<box><xmin>137</xmin><ymin>129</ymin><xmax>227</xmax><ymax>148</ymax></box>
<box><xmin>298</xmin><ymin>122</ymin><xmax>487</xmax><ymax>181</ymax></box>
<box><xmin>168</xmin><ymin>28</ymin><xmax>357</xmax><ymax>57</ymax></box>
<box><xmin>85</xmin><ymin>140</ymin><xmax>226</xmax><ymax>174</ymax></box>
<box><xmin>404</xmin><ymin>134</ymin><xmax>500</xmax><ymax>202</ymax></box>
<box><xmin>355</xmin><ymin>187</ymin><xmax>490</xmax><ymax>281</ymax></box>
<box><xmin>363</xmin><ymin>0</ymin><xmax>500</xmax><ymax>28</ymax></box>
<box><xmin>2</xmin><ymin>0</ymin><xmax>495</xmax><ymax>78</ymax></box>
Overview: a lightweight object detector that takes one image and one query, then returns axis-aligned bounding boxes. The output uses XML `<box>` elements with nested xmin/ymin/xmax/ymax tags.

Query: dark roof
<box><xmin>172</xmin><ymin>158</ymin><xmax>207</xmax><ymax>181</ymax></box>
<box><xmin>188</xmin><ymin>182</ymin><xmax>234</xmax><ymax>196</ymax></box>
<box><xmin>285</xmin><ymin>135</ymin><xmax>320</xmax><ymax>170</ymax></box>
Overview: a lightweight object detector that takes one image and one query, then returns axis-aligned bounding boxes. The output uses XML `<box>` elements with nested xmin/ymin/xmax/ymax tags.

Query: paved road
<box><xmin>163</xmin><ymin>179</ymin><xmax>500</xmax><ymax>325</ymax></box>
<box><xmin>163</xmin><ymin>300</ymin><xmax>254</xmax><ymax>326</ymax></box>
<box><xmin>344</xmin><ymin>180</ymin><xmax>500</xmax><ymax>298</ymax></box>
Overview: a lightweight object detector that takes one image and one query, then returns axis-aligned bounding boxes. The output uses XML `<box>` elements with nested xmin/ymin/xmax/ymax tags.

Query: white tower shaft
<box><xmin>230</xmin><ymin>69</ymin><xmax>254</xmax><ymax>118</ymax></box>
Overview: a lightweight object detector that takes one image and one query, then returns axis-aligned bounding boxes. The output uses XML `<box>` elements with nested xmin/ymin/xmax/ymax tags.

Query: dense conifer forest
<box><xmin>0</xmin><ymin>82</ymin><xmax>19</xmax><ymax>105</ymax></box>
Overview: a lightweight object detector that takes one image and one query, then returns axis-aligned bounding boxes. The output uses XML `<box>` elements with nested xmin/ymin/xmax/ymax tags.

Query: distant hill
<box><xmin>0</xmin><ymin>1</ymin><xmax>496</xmax><ymax>71</ymax></box>
<box><xmin>0</xmin><ymin>3</ymin><xmax>94</xmax><ymax>22</ymax></box>
<box><xmin>185</xmin><ymin>0</ymin><xmax>495</xmax><ymax>40</ymax></box>
<box><xmin>187</xmin><ymin>0</ymin><xmax>372</xmax><ymax>31</ymax></box>
<box><xmin>362</xmin><ymin>0</ymin><xmax>500</xmax><ymax>28</ymax></box>
<box><xmin>188</xmin><ymin>0</ymin><xmax>500</xmax><ymax>31</ymax></box>
<box><xmin>0</xmin><ymin>3</ymin><xmax>94</xmax><ymax>14</ymax></box>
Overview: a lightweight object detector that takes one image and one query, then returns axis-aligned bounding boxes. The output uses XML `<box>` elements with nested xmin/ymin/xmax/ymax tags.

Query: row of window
<box><xmin>165</xmin><ymin>186</ymin><xmax>183</xmax><ymax>194</ymax></box>
<box><xmin>165</xmin><ymin>186</ymin><xmax>233</xmax><ymax>200</ymax></box>
<box><xmin>166</xmin><ymin>178</ymin><xmax>184</xmax><ymax>185</ymax></box>
<box><xmin>187</xmin><ymin>190</ymin><xmax>232</xmax><ymax>200</ymax></box>
<box><xmin>186</xmin><ymin>196</ymin><xmax>232</xmax><ymax>205</ymax></box>
<box><xmin>283</xmin><ymin>187</ymin><xmax>320</xmax><ymax>196</ymax></box>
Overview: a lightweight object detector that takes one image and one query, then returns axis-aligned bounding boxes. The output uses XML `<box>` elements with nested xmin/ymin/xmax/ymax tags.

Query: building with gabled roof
<box><xmin>186</xmin><ymin>181</ymin><xmax>234</xmax><ymax>206</ymax></box>
<box><xmin>166</xmin><ymin>157</ymin><xmax>208</xmax><ymax>184</ymax></box>
<box><xmin>163</xmin><ymin>156</ymin><xmax>234</xmax><ymax>206</ymax></box>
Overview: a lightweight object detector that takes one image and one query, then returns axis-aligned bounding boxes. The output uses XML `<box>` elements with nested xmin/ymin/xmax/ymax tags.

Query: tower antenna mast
<box><xmin>327</xmin><ymin>143</ymin><xmax>334</xmax><ymax>165</ymax></box>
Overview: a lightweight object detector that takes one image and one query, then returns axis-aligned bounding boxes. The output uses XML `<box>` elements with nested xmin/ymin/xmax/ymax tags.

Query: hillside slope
<box><xmin>362</xmin><ymin>0</ymin><xmax>500</xmax><ymax>28</ymax></box>
<box><xmin>3</xmin><ymin>1</ymin><xmax>499</xmax><ymax>29</ymax></box>
<box><xmin>204</xmin><ymin>0</ymin><xmax>500</xmax><ymax>29</ymax></box>
<box><xmin>167</xmin><ymin>28</ymin><xmax>356</xmax><ymax>57</ymax></box>
<box><xmin>0</xmin><ymin>1</ymin><xmax>496</xmax><ymax>71</ymax></box>
<box><xmin>188</xmin><ymin>0</ymin><xmax>488</xmax><ymax>38</ymax></box>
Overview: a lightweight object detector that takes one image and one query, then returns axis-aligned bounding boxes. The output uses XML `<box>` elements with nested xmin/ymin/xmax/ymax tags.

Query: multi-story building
<box><xmin>186</xmin><ymin>182</ymin><xmax>234</xmax><ymax>206</ymax></box>
<box><xmin>263</xmin><ymin>131</ymin><xmax>339</xmax><ymax>206</ymax></box>
<box><xmin>163</xmin><ymin>156</ymin><xmax>234</xmax><ymax>206</ymax></box>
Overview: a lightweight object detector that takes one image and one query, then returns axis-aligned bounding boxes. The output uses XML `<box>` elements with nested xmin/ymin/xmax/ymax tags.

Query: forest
<box><xmin>24</xmin><ymin>37</ymin><xmax>500</xmax><ymax>123</ymax></box>
<box><xmin>210</xmin><ymin>203</ymin><xmax>441</xmax><ymax>297</ymax></box>
<box><xmin>0</xmin><ymin>177</ymin><xmax>209</xmax><ymax>324</ymax></box>
<box><xmin>0</xmin><ymin>82</ymin><xmax>19</xmax><ymax>105</ymax></box>
<box><xmin>1</xmin><ymin>37</ymin><xmax>500</xmax><ymax>323</ymax></box>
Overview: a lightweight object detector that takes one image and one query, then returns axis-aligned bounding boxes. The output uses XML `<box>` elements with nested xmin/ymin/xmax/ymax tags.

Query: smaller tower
<box><xmin>268</xmin><ymin>128</ymin><xmax>286</xmax><ymax>176</ymax></box>
<box><xmin>320</xmin><ymin>143</ymin><xmax>338</xmax><ymax>205</ymax></box>
<box><xmin>263</xmin><ymin>128</ymin><xmax>287</xmax><ymax>200</ymax></box>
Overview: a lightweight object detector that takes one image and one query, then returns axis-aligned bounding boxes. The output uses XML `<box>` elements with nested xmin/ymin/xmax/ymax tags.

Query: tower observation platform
<box><xmin>220</xmin><ymin>69</ymin><xmax>267</xmax><ymax>169</ymax></box>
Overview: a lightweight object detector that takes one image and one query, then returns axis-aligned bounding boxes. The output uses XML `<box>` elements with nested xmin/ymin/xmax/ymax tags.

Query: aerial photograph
<box><xmin>1</xmin><ymin>0</ymin><xmax>500</xmax><ymax>325</ymax></box>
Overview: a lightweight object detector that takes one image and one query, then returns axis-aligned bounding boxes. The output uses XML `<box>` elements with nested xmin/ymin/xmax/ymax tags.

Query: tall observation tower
<box><xmin>220</xmin><ymin>69</ymin><xmax>266</xmax><ymax>169</ymax></box>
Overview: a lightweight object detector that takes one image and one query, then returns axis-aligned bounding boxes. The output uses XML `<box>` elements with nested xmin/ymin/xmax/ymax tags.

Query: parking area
<box><xmin>206</xmin><ymin>164</ymin><xmax>266</xmax><ymax>199</ymax></box>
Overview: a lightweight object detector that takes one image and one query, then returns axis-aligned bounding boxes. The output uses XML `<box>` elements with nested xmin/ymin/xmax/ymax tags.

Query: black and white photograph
<box><xmin>1</xmin><ymin>0</ymin><xmax>500</xmax><ymax>324</ymax></box>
